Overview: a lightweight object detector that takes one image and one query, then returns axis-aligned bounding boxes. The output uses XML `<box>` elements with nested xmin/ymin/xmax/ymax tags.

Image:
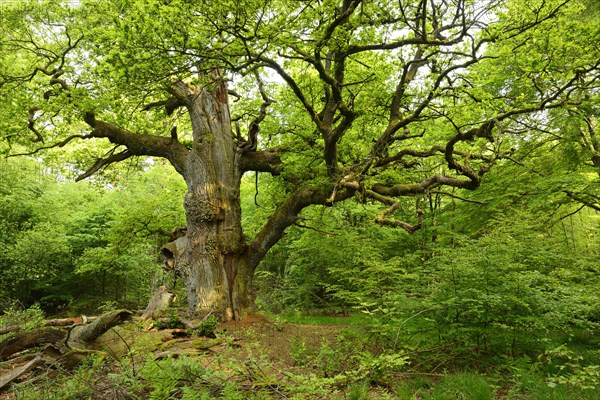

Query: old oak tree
<box><xmin>2</xmin><ymin>0</ymin><xmax>598</xmax><ymax>319</ymax></box>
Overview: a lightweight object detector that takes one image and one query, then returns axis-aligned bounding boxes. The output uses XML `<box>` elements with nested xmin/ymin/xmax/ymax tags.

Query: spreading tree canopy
<box><xmin>1</xmin><ymin>0</ymin><xmax>599</xmax><ymax>319</ymax></box>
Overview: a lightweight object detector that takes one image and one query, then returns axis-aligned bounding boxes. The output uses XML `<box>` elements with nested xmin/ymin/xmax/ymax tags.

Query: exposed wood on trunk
<box><xmin>141</xmin><ymin>286</ymin><xmax>176</xmax><ymax>320</ymax></box>
<box><xmin>167</xmin><ymin>74</ymin><xmax>254</xmax><ymax>320</ymax></box>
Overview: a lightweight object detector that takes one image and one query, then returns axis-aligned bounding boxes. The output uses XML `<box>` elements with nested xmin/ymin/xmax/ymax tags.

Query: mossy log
<box><xmin>69</xmin><ymin>310</ymin><xmax>133</xmax><ymax>345</ymax></box>
<box><xmin>0</xmin><ymin>327</ymin><xmax>65</xmax><ymax>360</ymax></box>
<box><xmin>0</xmin><ymin>309</ymin><xmax>133</xmax><ymax>389</ymax></box>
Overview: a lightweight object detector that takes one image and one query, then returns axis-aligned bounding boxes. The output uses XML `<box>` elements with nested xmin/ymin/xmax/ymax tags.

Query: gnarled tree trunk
<box><xmin>79</xmin><ymin>73</ymin><xmax>338</xmax><ymax>321</ymax></box>
<box><xmin>165</xmin><ymin>77</ymin><xmax>254</xmax><ymax>321</ymax></box>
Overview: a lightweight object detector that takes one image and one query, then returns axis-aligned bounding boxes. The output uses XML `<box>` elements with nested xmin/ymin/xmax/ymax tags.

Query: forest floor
<box><xmin>2</xmin><ymin>313</ymin><xmax>599</xmax><ymax>399</ymax></box>
<box><xmin>90</xmin><ymin>313</ymin><xmax>346</xmax><ymax>365</ymax></box>
<box><xmin>222</xmin><ymin>314</ymin><xmax>345</xmax><ymax>366</ymax></box>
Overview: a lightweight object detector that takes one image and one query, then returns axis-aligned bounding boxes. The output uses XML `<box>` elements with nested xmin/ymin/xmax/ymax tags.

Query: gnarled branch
<box><xmin>371</xmin><ymin>192</ymin><xmax>424</xmax><ymax>234</ymax></box>
<box><xmin>371</xmin><ymin>174</ymin><xmax>480</xmax><ymax>196</ymax></box>
<box><xmin>142</xmin><ymin>96</ymin><xmax>187</xmax><ymax>115</ymax></box>
<box><xmin>82</xmin><ymin>111</ymin><xmax>190</xmax><ymax>177</ymax></box>
<box><xmin>75</xmin><ymin>148</ymin><xmax>132</xmax><ymax>181</ymax></box>
<box><xmin>27</xmin><ymin>107</ymin><xmax>44</xmax><ymax>143</ymax></box>
<box><xmin>246</xmin><ymin>185</ymin><xmax>354</xmax><ymax>271</ymax></box>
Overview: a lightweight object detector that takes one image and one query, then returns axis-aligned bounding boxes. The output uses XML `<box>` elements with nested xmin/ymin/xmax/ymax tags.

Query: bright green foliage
<box><xmin>0</xmin><ymin>0</ymin><xmax>598</xmax><ymax>311</ymax></box>
<box><xmin>250</xmin><ymin>136</ymin><xmax>600</xmax><ymax>391</ymax></box>
<box><xmin>543</xmin><ymin>345</ymin><xmax>600</xmax><ymax>390</ymax></box>
<box><xmin>421</xmin><ymin>217</ymin><xmax>599</xmax><ymax>353</ymax></box>
<box><xmin>425</xmin><ymin>373</ymin><xmax>494</xmax><ymax>400</ymax></box>
<box><xmin>1</xmin><ymin>0</ymin><xmax>600</xmax><ymax>396</ymax></box>
<box><xmin>71</xmin><ymin>163</ymin><xmax>186</xmax><ymax>309</ymax></box>
<box><xmin>0</xmin><ymin>303</ymin><xmax>44</xmax><ymax>334</ymax></box>
<box><xmin>2</xmin><ymin>0</ymin><xmax>597</xmax><ymax>210</ymax></box>
<box><xmin>0</xmin><ymin>158</ymin><xmax>185</xmax><ymax>312</ymax></box>
<box><xmin>195</xmin><ymin>314</ymin><xmax>220</xmax><ymax>336</ymax></box>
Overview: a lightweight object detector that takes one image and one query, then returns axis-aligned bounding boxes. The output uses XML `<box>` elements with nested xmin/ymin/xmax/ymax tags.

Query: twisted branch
<box><xmin>75</xmin><ymin>148</ymin><xmax>132</xmax><ymax>182</ymax></box>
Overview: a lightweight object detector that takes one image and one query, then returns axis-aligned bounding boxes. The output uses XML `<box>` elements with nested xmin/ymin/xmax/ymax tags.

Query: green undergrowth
<box><xmin>6</xmin><ymin>317</ymin><xmax>600</xmax><ymax>400</ymax></box>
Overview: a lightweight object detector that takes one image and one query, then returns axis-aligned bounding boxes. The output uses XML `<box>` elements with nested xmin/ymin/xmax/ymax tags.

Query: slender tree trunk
<box><xmin>165</xmin><ymin>77</ymin><xmax>255</xmax><ymax>320</ymax></box>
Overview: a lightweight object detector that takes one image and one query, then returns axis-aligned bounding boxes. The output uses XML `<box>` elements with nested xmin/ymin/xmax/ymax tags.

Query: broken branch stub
<box><xmin>141</xmin><ymin>286</ymin><xmax>176</xmax><ymax>321</ymax></box>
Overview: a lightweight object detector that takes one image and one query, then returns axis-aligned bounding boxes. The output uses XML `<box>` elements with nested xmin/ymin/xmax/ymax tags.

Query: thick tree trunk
<box><xmin>166</xmin><ymin>77</ymin><xmax>255</xmax><ymax>321</ymax></box>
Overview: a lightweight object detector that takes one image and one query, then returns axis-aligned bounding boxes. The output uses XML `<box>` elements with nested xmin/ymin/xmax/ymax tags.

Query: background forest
<box><xmin>1</xmin><ymin>0</ymin><xmax>600</xmax><ymax>398</ymax></box>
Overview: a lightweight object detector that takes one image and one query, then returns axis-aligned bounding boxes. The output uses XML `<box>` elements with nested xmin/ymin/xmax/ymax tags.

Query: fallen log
<box><xmin>44</xmin><ymin>316</ymin><xmax>90</xmax><ymax>327</ymax></box>
<box><xmin>0</xmin><ymin>355</ymin><xmax>46</xmax><ymax>390</ymax></box>
<box><xmin>57</xmin><ymin>347</ymin><xmax>108</xmax><ymax>370</ymax></box>
<box><xmin>0</xmin><ymin>316</ymin><xmax>95</xmax><ymax>337</ymax></box>
<box><xmin>0</xmin><ymin>325</ymin><xmax>21</xmax><ymax>336</ymax></box>
<box><xmin>154</xmin><ymin>337</ymin><xmax>225</xmax><ymax>359</ymax></box>
<box><xmin>70</xmin><ymin>310</ymin><xmax>133</xmax><ymax>345</ymax></box>
<box><xmin>0</xmin><ymin>308</ymin><xmax>134</xmax><ymax>391</ymax></box>
<box><xmin>0</xmin><ymin>310</ymin><xmax>133</xmax><ymax>361</ymax></box>
<box><xmin>0</xmin><ymin>327</ymin><xmax>65</xmax><ymax>360</ymax></box>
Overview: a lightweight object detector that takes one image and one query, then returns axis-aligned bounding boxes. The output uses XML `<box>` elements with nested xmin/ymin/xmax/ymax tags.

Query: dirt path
<box><xmin>221</xmin><ymin>315</ymin><xmax>348</xmax><ymax>368</ymax></box>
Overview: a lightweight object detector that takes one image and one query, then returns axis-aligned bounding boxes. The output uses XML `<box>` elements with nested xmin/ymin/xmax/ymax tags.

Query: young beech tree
<box><xmin>2</xmin><ymin>0</ymin><xmax>598</xmax><ymax>319</ymax></box>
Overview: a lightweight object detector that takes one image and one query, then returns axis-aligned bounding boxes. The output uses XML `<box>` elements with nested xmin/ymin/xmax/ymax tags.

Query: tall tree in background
<box><xmin>1</xmin><ymin>0</ymin><xmax>598</xmax><ymax>319</ymax></box>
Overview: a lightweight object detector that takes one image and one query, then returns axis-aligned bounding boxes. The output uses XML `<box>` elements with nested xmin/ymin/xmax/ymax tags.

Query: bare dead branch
<box><xmin>7</xmin><ymin>134</ymin><xmax>92</xmax><ymax>158</ymax></box>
